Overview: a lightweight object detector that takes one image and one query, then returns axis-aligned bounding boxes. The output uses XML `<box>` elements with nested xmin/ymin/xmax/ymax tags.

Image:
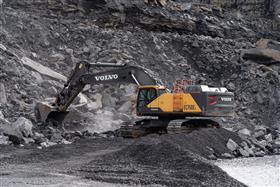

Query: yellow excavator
<box><xmin>35</xmin><ymin>61</ymin><xmax>234</xmax><ymax>137</ymax></box>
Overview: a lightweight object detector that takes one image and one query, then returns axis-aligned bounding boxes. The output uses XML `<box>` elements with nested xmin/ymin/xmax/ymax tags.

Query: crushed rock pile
<box><xmin>79</xmin><ymin>131</ymin><xmax>246</xmax><ymax>186</ymax></box>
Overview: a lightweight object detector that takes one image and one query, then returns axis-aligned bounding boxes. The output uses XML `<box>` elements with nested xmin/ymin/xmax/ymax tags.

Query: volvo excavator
<box><xmin>35</xmin><ymin>61</ymin><xmax>234</xmax><ymax>138</ymax></box>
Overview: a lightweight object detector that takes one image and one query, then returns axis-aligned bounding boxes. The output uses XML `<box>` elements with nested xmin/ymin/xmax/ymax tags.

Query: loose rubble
<box><xmin>0</xmin><ymin>0</ymin><xmax>278</xmax><ymax>155</ymax></box>
<box><xmin>0</xmin><ymin>0</ymin><xmax>279</xmax><ymax>172</ymax></box>
<box><xmin>0</xmin><ymin>2</ymin><xmax>279</xmax><ymax>186</ymax></box>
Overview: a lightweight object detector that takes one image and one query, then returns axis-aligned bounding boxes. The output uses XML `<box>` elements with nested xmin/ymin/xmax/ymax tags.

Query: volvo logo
<box><xmin>95</xmin><ymin>74</ymin><xmax>119</xmax><ymax>81</ymax></box>
<box><xmin>221</xmin><ymin>97</ymin><xmax>232</xmax><ymax>102</ymax></box>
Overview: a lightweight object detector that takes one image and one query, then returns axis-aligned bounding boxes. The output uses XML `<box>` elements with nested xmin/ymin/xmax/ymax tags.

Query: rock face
<box><xmin>0</xmin><ymin>0</ymin><xmax>279</xmax><ymax>141</ymax></box>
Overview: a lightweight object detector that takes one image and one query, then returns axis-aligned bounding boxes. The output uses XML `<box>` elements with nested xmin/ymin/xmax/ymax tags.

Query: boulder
<box><xmin>265</xmin><ymin>133</ymin><xmax>273</xmax><ymax>143</ymax></box>
<box><xmin>118</xmin><ymin>101</ymin><xmax>132</xmax><ymax>113</ymax></box>
<box><xmin>226</xmin><ymin>138</ymin><xmax>239</xmax><ymax>152</ymax></box>
<box><xmin>0</xmin><ymin>135</ymin><xmax>9</xmax><ymax>145</ymax></box>
<box><xmin>12</xmin><ymin>117</ymin><xmax>33</xmax><ymax>138</ymax></box>
<box><xmin>242</xmin><ymin>39</ymin><xmax>280</xmax><ymax>65</ymax></box>
<box><xmin>238</xmin><ymin>147</ymin><xmax>250</xmax><ymax>157</ymax></box>
<box><xmin>251</xmin><ymin>138</ymin><xmax>267</xmax><ymax>151</ymax></box>
<box><xmin>242</xmin><ymin>48</ymin><xmax>280</xmax><ymax>64</ymax></box>
<box><xmin>255</xmin><ymin>150</ymin><xmax>265</xmax><ymax>157</ymax></box>
<box><xmin>115</xmin><ymin>113</ymin><xmax>132</xmax><ymax>122</ymax></box>
<box><xmin>23</xmin><ymin>137</ymin><xmax>35</xmax><ymax>144</ymax></box>
<box><xmin>1</xmin><ymin>117</ymin><xmax>34</xmax><ymax>145</ymax></box>
<box><xmin>87</xmin><ymin>93</ymin><xmax>102</xmax><ymax>110</ymax></box>
<box><xmin>254</xmin><ymin>125</ymin><xmax>267</xmax><ymax>132</ymax></box>
<box><xmin>65</xmin><ymin>48</ymin><xmax>74</xmax><ymax>55</ymax></box>
<box><xmin>61</xmin><ymin>139</ymin><xmax>72</xmax><ymax>144</ymax></box>
<box><xmin>221</xmin><ymin>153</ymin><xmax>234</xmax><ymax>159</ymax></box>
<box><xmin>21</xmin><ymin>57</ymin><xmax>67</xmax><ymax>81</ymax></box>
<box><xmin>259</xmin><ymin>139</ymin><xmax>268</xmax><ymax>148</ymax></box>
<box><xmin>244</xmin><ymin>146</ymin><xmax>255</xmax><ymax>156</ymax></box>
<box><xmin>101</xmin><ymin>93</ymin><xmax>117</xmax><ymax>107</ymax></box>
<box><xmin>253</xmin><ymin>130</ymin><xmax>265</xmax><ymax>139</ymax></box>
<box><xmin>273</xmin><ymin>148</ymin><xmax>280</xmax><ymax>154</ymax></box>
<box><xmin>40</xmin><ymin>141</ymin><xmax>57</xmax><ymax>148</ymax></box>
<box><xmin>238</xmin><ymin>128</ymin><xmax>251</xmax><ymax>139</ymax></box>
<box><xmin>272</xmin><ymin>139</ymin><xmax>280</xmax><ymax>148</ymax></box>
<box><xmin>0</xmin><ymin>116</ymin><xmax>24</xmax><ymax>144</ymax></box>
<box><xmin>50</xmin><ymin>132</ymin><xmax>64</xmax><ymax>143</ymax></box>
<box><xmin>207</xmin><ymin>154</ymin><xmax>217</xmax><ymax>160</ymax></box>
<box><xmin>227</xmin><ymin>82</ymin><xmax>235</xmax><ymax>91</ymax></box>
<box><xmin>33</xmin><ymin>132</ymin><xmax>47</xmax><ymax>144</ymax></box>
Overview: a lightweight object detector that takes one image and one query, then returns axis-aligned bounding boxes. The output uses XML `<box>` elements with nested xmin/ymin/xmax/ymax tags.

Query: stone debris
<box><xmin>0</xmin><ymin>0</ymin><xmax>278</xmax><ymax>158</ymax></box>
<box><xmin>227</xmin><ymin>138</ymin><xmax>239</xmax><ymax>152</ymax></box>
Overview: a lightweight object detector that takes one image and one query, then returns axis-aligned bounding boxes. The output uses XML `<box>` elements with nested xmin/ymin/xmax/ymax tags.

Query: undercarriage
<box><xmin>120</xmin><ymin>118</ymin><xmax>220</xmax><ymax>138</ymax></box>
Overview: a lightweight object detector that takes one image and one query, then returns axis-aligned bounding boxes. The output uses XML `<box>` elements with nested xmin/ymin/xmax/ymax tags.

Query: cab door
<box><xmin>137</xmin><ymin>88</ymin><xmax>158</xmax><ymax>114</ymax></box>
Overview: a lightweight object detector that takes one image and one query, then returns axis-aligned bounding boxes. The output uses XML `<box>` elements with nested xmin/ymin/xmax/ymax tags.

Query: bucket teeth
<box><xmin>35</xmin><ymin>102</ymin><xmax>69</xmax><ymax>125</ymax></box>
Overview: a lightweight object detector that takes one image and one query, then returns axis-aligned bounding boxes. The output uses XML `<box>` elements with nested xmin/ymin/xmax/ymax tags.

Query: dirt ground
<box><xmin>0</xmin><ymin>129</ymin><xmax>245</xmax><ymax>187</ymax></box>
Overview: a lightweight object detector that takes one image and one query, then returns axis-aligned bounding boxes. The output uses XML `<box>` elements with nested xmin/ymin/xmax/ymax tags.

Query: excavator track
<box><xmin>120</xmin><ymin>118</ymin><xmax>220</xmax><ymax>138</ymax></box>
<box><xmin>119</xmin><ymin>124</ymin><xmax>146</xmax><ymax>138</ymax></box>
<box><xmin>167</xmin><ymin>120</ymin><xmax>193</xmax><ymax>134</ymax></box>
<box><xmin>167</xmin><ymin>118</ymin><xmax>220</xmax><ymax>134</ymax></box>
<box><xmin>120</xmin><ymin>119</ymin><xmax>168</xmax><ymax>138</ymax></box>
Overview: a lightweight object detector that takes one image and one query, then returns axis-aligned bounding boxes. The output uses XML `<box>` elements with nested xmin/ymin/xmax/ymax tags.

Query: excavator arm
<box><xmin>35</xmin><ymin>61</ymin><xmax>157</xmax><ymax>124</ymax></box>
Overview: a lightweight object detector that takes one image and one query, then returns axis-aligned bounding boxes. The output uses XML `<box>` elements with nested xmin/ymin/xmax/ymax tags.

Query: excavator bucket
<box><xmin>35</xmin><ymin>102</ymin><xmax>69</xmax><ymax>125</ymax></box>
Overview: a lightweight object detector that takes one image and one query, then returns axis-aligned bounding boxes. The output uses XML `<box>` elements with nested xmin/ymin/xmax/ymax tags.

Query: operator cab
<box><xmin>136</xmin><ymin>85</ymin><xmax>166</xmax><ymax>113</ymax></box>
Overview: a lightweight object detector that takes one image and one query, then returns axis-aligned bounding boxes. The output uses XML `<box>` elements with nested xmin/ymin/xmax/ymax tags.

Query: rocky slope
<box><xmin>0</xmin><ymin>0</ymin><xmax>279</xmax><ymax>153</ymax></box>
<box><xmin>0</xmin><ymin>0</ymin><xmax>280</xmax><ymax>186</ymax></box>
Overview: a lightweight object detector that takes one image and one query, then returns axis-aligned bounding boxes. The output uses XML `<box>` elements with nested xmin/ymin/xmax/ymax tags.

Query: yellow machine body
<box><xmin>147</xmin><ymin>93</ymin><xmax>202</xmax><ymax>113</ymax></box>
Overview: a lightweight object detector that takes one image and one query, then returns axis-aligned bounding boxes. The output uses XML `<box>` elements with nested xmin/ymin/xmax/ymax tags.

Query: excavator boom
<box><xmin>35</xmin><ymin>61</ymin><xmax>157</xmax><ymax>125</ymax></box>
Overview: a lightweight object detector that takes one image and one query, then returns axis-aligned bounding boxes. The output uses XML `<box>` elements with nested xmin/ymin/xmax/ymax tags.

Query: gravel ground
<box><xmin>0</xmin><ymin>129</ymin><xmax>246</xmax><ymax>187</ymax></box>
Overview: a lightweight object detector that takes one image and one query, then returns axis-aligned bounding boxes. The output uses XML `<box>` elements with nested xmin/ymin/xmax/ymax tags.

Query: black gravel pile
<box><xmin>79</xmin><ymin>131</ymin><xmax>245</xmax><ymax>186</ymax></box>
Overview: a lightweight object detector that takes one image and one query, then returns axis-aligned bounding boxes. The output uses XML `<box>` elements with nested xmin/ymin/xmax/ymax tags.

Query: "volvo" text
<box><xmin>95</xmin><ymin>74</ymin><xmax>119</xmax><ymax>81</ymax></box>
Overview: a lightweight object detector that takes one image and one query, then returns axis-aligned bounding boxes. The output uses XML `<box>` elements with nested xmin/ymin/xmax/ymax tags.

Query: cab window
<box><xmin>186</xmin><ymin>86</ymin><xmax>201</xmax><ymax>93</ymax></box>
<box><xmin>138</xmin><ymin>88</ymin><xmax>157</xmax><ymax>107</ymax></box>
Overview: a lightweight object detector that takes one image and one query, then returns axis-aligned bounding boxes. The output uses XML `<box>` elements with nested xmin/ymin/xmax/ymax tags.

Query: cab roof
<box><xmin>138</xmin><ymin>85</ymin><xmax>166</xmax><ymax>89</ymax></box>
